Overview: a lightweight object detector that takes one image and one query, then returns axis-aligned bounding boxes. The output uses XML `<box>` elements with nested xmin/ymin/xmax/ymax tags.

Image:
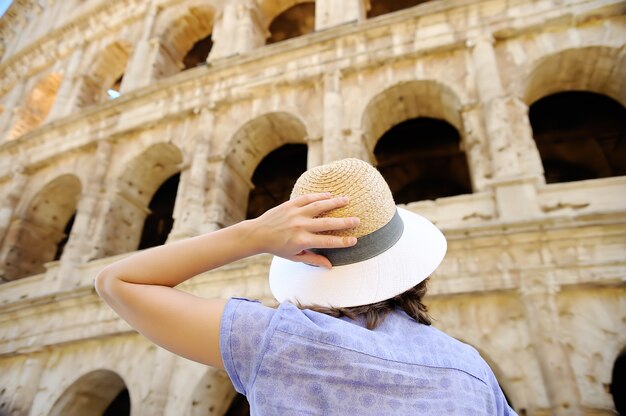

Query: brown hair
<box><xmin>303</xmin><ymin>278</ymin><xmax>431</xmax><ymax>330</ymax></box>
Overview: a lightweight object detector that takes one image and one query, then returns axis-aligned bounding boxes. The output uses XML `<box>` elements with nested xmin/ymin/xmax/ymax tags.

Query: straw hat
<box><xmin>269</xmin><ymin>158</ymin><xmax>447</xmax><ymax>308</ymax></box>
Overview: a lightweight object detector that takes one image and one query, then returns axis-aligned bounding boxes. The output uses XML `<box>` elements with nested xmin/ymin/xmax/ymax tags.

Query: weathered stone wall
<box><xmin>0</xmin><ymin>0</ymin><xmax>624</xmax><ymax>415</ymax></box>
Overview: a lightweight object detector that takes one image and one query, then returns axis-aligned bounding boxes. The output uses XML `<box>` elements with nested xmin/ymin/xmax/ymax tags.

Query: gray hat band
<box><xmin>311</xmin><ymin>209</ymin><xmax>404</xmax><ymax>266</ymax></box>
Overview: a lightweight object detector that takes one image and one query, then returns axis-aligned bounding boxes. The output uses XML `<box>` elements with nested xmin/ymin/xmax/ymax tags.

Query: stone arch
<box><xmin>101</xmin><ymin>143</ymin><xmax>183</xmax><ymax>257</ymax></box>
<box><xmin>6</xmin><ymin>72</ymin><xmax>62</xmax><ymax>140</ymax></box>
<box><xmin>48</xmin><ymin>369</ymin><xmax>130</xmax><ymax>416</ymax></box>
<box><xmin>187</xmin><ymin>369</ymin><xmax>238</xmax><ymax>416</ymax></box>
<box><xmin>215</xmin><ymin>112</ymin><xmax>308</xmax><ymax>225</ymax></box>
<box><xmin>522</xmin><ymin>46</ymin><xmax>626</xmax><ymax>108</ymax></box>
<box><xmin>265</xmin><ymin>1</ymin><xmax>315</xmax><ymax>45</ymax></box>
<box><xmin>0</xmin><ymin>174</ymin><xmax>81</xmax><ymax>281</ymax></box>
<box><xmin>153</xmin><ymin>4</ymin><xmax>216</xmax><ymax>79</ymax></box>
<box><xmin>246</xmin><ymin>143</ymin><xmax>308</xmax><ymax>219</ymax></box>
<box><xmin>361</xmin><ymin>80</ymin><xmax>472</xmax><ymax>203</ymax></box>
<box><xmin>528</xmin><ymin>91</ymin><xmax>626</xmax><ymax>184</ymax></box>
<box><xmin>75</xmin><ymin>41</ymin><xmax>132</xmax><ymax>108</ymax></box>
<box><xmin>611</xmin><ymin>346</ymin><xmax>626</xmax><ymax>415</ymax></box>
<box><xmin>367</xmin><ymin>0</ymin><xmax>433</xmax><ymax>19</ymax></box>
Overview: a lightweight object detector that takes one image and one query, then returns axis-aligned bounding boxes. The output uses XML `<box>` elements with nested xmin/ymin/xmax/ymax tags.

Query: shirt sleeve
<box><xmin>220</xmin><ymin>298</ymin><xmax>276</xmax><ymax>395</ymax></box>
<box><xmin>485</xmin><ymin>364</ymin><xmax>519</xmax><ymax>416</ymax></box>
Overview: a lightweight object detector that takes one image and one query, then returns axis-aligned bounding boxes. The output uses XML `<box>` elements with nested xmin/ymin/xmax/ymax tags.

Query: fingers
<box><xmin>290</xmin><ymin>192</ymin><xmax>333</xmax><ymax>208</ymax></box>
<box><xmin>291</xmin><ymin>250</ymin><xmax>333</xmax><ymax>269</ymax></box>
<box><xmin>300</xmin><ymin>196</ymin><xmax>351</xmax><ymax>217</ymax></box>
<box><xmin>308</xmin><ymin>216</ymin><xmax>360</xmax><ymax>233</ymax></box>
<box><xmin>307</xmin><ymin>234</ymin><xmax>357</xmax><ymax>249</ymax></box>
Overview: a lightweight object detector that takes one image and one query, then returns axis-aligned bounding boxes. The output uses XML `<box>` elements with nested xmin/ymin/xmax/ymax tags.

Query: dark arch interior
<box><xmin>246</xmin><ymin>143</ymin><xmax>308</xmax><ymax>219</ymax></box>
<box><xmin>367</xmin><ymin>0</ymin><xmax>432</xmax><ymax>18</ymax></box>
<box><xmin>374</xmin><ymin>117</ymin><xmax>472</xmax><ymax>204</ymax></box>
<box><xmin>138</xmin><ymin>173</ymin><xmax>180</xmax><ymax>250</ymax></box>
<box><xmin>103</xmin><ymin>388</ymin><xmax>130</xmax><ymax>416</ymax></box>
<box><xmin>183</xmin><ymin>34</ymin><xmax>213</xmax><ymax>70</ymax></box>
<box><xmin>225</xmin><ymin>392</ymin><xmax>250</xmax><ymax>416</ymax></box>
<box><xmin>267</xmin><ymin>3</ymin><xmax>315</xmax><ymax>44</ymax></box>
<box><xmin>612</xmin><ymin>350</ymin><xmax>626</xmax><ymax>415</ymax></box>
<box><xmin>529</xmin><ymin>91</ymin><xmax>626</xmax><ymax>184</ymax></box>
<box><xmin>53</xmin><ymin>212</ymin><xmax>76</xmax><ymax>261</ymax></box>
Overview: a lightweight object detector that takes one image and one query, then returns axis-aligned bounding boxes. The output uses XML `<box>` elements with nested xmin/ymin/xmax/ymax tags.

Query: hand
<box><xmin>248</xmin><ymin>193</ymin><xmax>360</xmax><ymax>268</ymax></box>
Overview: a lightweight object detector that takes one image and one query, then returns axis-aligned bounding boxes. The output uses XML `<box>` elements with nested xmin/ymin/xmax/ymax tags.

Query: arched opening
<box><xmin>6</xmin><ymin>73</ymin><xmax>62</xmax><ymax>140</ymax></box>
<box><xmin>155</xmin><ymin>6</ymin><xmax>214</xmax><ymax>79</ymax></box>
<box><xmin>225</xmin><ymin>393</ymin><xmax>250</xmax><ymax>416</ymax></box>
<box><xmin>100</xmin><ymin>143</ymin><xmax>183</xmax><ymax>257</ymax></box>
<box><xmin>76</xmin><ymin>41</ymin><xmax>131</xmax><ymax>108</ymax></box>
<box><xmin>374</xmin><ymin>117</ymin><xmax>471</xmax><ymax>203</ymax></box>
<box><xmin>103</xmin><ymin>388</ymin><xmax>130</xmax><ymax>415</ymax></box>
<box><xmin>48</xmin><ymin>370</ymin><xmax>130</xmax><ymax>416</ymax></box>
<box><xmin>246</xmin><ymin>143</ymin><xmax>307</xmax><ymax>219</ymax></box>
<box><xmin>362</xmin><ymin>80</ymin><xmax>471</xmax><ymax>203</ymax></box>
<box><xmin>138</xmin><ymin>173</ymin><xmax>180</xmax><ymax>250</ymax></box>
<box><xmin>54</xmin><ymin>213</ymin><xmax>76</xmax><ymax>261</ymax></box>
<box><xmin>0</xmin><ymin>175</ymin><xmax>81</xmax><ymax>281</ymax></box>
<box><xmin>529</xmin><ymin>91</ymin><xmax>626</xmax><ymax>184</ymax></box>
<box><xmin>611</xmin><ymin>348</ymin><xmax>626</xmax><ymax>415</ymax></box>
<box><xmin>183</xmin><ymin>34</ymin><xmax>213</xmax><ymax>70</ymax></box>
<box><xmin>221</xmin><ymin>112</ymin><xmax>308</xmax><ymax>224</ymax></box>
<box><xmin>107</xmin><ymin>75</ymin><xmax>123</xmax><ymax>100</ymax></box>
<box><xmin>367</xmin><ymin>0</ymin><xmax>432</xmax><ymax>19</ymax></box>
<box><xmin>267</xmin><ymin>2</ymin><xmax>315</xmax><ymax>45</ymax></box>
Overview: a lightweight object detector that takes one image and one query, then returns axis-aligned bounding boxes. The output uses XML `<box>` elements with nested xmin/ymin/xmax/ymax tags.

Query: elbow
<box><xmin>94</xmin><ymin>266</ymin><xmax>120</xmax><ymax>301</ymax></box>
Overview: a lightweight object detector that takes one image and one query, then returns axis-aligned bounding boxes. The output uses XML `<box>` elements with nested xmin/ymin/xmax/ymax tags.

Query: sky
<box><xmin>0</xmin><ymin>0</ymin><xmax>12</xmax><ymax>17</ymax></box>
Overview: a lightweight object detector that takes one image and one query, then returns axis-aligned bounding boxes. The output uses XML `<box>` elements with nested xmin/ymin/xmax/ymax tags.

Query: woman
<box><xmin>96</xmin><ymin>158</ymin><xmax>516</xmax><ymax>415</ymax></box>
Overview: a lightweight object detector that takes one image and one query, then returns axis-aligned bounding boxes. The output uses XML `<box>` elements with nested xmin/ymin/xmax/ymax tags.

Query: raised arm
<box><xmin>94</xmin><ymin>193</ymin><xmax>359</xmax><ymax>368</ymax></box>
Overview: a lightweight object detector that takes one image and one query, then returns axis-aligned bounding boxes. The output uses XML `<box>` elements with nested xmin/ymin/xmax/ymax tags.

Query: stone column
<box><xmin>46</xmin><ymin>47</ymin><xmax>84</xmax><ymax>121</ymax></box>
<box><xmin>315</xmin><ymin>0</ymin><xmax>366</xmax><ymax>31</ymax></box>
<box><xmin>168</xmin><ymin>110</ymin><xmax>213</xmax><ymax>241</ymax></box>
<box><xmin>136</xmin><ymin>347</ymin><xmax>178</xmax><ymax>416</ymax></box>
<box><xmin>0</xmin><ymin>79</ymin><xmax>27</xmax><ymax>140</ymax></box>
<box><xmin>460</xmin><ymin>104</ymin><xmax>493</xmax><ymax>193</ymax></box>
<box><xmin>203</xmin><ymin>157</ymin><xmax>253</xmax><ymax>232</ymax></box>
<box><xmin>8</xmin><ymin>355</ymin><xmax>46</xmax><ymax>415</ymax></box>
<box><xmin>519</xmin><ymin>273</ymin><xmax>582</xmax><ymax>415</ymax></box>
<box><xmin>57</xmin><ymin>141</ymin><xmax>112</xmax><ymax>285</ymax></box>
<box><xmin>468</xmin><ymin>33</ymin><xmax>539</xmax><ymax>219</ymax></box>
<box><xmin>120</xmin><ymin>2</ymin><xmax>159</xmax><ymax>92</ymax></box>
<box><xmin>0</xmin><ymin>165</ymin><xmax>28</xmax><ymax>246</ymax></box>
<box><xmin>209</xmin><ymin>0</ymin><xmax>267</xmax><ymax>60</ymax></box>
<box><xmin>307</xmin><ymin>136</ymin><xmax>323</xmax><ymax>168</ymax></box>
<box><xmin>322</xmin><ymin>70</ymin><xmax>368</xmax><ymax>163</ymax></box>
<box><xmin>468</xmin><ymin>33</ymin><xmax>519</xmax><ymax>178</ymax></box>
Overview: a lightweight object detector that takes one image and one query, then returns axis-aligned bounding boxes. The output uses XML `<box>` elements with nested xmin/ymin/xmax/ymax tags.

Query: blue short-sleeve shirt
<box><xmin>220</xmin><ymin>298</ymin><xmax>517</xmax><ymax>415</ymax></box>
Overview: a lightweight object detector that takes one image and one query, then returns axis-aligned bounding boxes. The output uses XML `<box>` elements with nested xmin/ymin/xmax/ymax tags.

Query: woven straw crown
<box><xmin>290</xmin><ymin>158</ymin><xmax>396</xmax><ymax>238</ymax></box>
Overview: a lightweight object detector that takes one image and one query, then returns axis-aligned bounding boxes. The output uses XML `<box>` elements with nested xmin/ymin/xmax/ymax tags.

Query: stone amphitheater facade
<box><xmin>0</xmin><ymin>0</ymin><xmax>625</xmax><ymax>415</ymax></box>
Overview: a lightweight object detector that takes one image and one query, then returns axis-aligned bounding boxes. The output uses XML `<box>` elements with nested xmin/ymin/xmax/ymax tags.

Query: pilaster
<box><xmin>168</xmin><ymin>110</ymin><xmax>213</xmax><ymax>241</ymax></box>
<box><xmin>468</xmin><ymin>33</ymin><xmax>539</xmax><ymax>219</ymax></box>
<box><xmin>120</xmin><ymin>2</ymin><xmax>159</xmax><ymax>92</ymax></box>
<box><xmin>58</xmin><ymin>141</ymin><xmax>112</xmax><ymax>272</ymax></box>
<box><xmin>519</xmin><ymin>273</ymin><xmax>583</xmax><ymax>415</ymax></box>
<box><xmin>0</xmin><ymin>164</ymin><xmax>28</xmax><ymax>248</ymax></box>
<box><xmin>468</xmin><ymin>33</ymin><xmax>520</xmax><ymax>179</ymax></box>
<box><xmin>0</xmin><ymin>80</ymin><xmax>27</xmax><ymax>140</ymax></box>
<box><xmin>209</xmin><ymin>0</ymin><xmax>267</xmax><ymax>60</ymax></box>
<box><xmin>315</xmin><ymin>0</ymin><xmax>366</xmax><ymax>31</ymax></box>
<box><xmin>8</xmin><ymin>356</ymin><xmax>46</xmax><ymax>415</ymax></box>
<box><xmin>46</xmin><ymin>47</ymin><xmax>85</xmax><ymax>121</ymax></box>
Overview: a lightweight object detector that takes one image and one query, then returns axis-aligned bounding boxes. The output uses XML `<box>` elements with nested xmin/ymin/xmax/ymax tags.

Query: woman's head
<box><xmin>269</xmin><ymin>158</ymin><xmax>447</xmax><ymax>309</ymax></box>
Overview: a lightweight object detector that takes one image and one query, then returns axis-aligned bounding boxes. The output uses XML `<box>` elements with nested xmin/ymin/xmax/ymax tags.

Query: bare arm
<box><xmin>95</xmin><ymin>193</ymin><xmax>359</xmax><ymax>368</ymax></box>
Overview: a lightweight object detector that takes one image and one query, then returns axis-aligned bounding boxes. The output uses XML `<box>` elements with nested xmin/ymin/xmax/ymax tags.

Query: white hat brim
<box><xmin>269</xmin><ymin>207</ymin><xmax>447</xmax><ymax>308</ymax></box>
